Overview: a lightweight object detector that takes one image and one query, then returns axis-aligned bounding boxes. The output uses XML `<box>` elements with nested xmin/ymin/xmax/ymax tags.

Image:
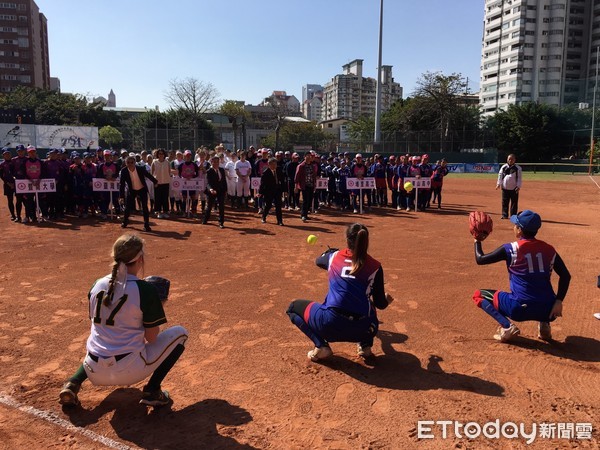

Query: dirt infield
<box><xmin>0</xmin><ymin>176</ymin><xmax>599</xmax><ymax>449</ymax></box>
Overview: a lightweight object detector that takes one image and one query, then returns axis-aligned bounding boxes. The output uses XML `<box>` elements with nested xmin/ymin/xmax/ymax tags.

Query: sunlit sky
<box><xmin>37</xmin><ymin>0</ymin><xmax>483</xmax><ymax>110</ymax></box>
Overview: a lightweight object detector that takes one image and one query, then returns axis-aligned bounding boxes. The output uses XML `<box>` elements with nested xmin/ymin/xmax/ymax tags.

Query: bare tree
<box><xmin>164</xmin><ymin>78</ymin><xmax>220</xmax><ymax>148</ymax></box>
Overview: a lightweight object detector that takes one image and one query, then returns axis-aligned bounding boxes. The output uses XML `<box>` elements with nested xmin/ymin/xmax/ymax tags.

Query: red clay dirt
<box><xmin>0</xmin><ymin>176</ymin><xmax>599</xmax><ymax>449</ymax></box>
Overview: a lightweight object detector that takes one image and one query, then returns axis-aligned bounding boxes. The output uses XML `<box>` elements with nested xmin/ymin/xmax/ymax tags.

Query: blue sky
<box><xmin>37</xmin><ymin>0</ymin><xmax>483</xmax><ymax>110</ymax></box>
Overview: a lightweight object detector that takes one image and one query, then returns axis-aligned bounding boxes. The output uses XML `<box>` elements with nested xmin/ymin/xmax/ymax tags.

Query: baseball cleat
<box><xmin>59</xmin><ymin>381</ymin><xmax>81</xmax><ymax>407</ymax></box>
<box><xmin>538</xmin><ymin>322</ymin><xmax>552</xmax><ymax>340</ymax></box>
<box><xmin>307</xmin><ymin>346</ymin><xmax>332</xmax><ymax>362</ymax></box>
<box><xmin>140</xmin><ymin>389</ymin><xmax>171</xmax><ymax>407</ymax></box>
<box><xmin>493</xmin><ymin>324</ymin><xmax>520</xmax><ymax>342</ymax></box>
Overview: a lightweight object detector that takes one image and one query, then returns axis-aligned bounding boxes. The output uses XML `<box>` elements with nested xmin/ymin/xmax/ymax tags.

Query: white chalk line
<box><xmin>0</xmin><ymin>393</ymin><xmax>131</xmax><ymax>450</ymax></box>
<box><xmin>589</xmin><ymin>175</ymin><xmax>600</xmax><ymax>190</ymax></box>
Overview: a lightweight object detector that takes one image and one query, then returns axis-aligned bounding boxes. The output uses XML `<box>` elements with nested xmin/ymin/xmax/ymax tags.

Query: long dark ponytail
<box><xmin>346</xmin><ymin>223</ymin><xmax>369</xmax><ymax>275</ymax></box>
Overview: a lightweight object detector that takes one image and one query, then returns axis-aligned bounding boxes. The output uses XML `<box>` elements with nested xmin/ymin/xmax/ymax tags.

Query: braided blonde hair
<box><xmin>105</xmin><ymin>234</ymin><xmax>144</xmax><ymax>306</ymax></box>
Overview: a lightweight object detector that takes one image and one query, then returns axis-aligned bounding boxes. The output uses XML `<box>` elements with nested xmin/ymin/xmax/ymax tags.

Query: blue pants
<box><xmin>287</xmin><ymin>299</ymin><xmax>378</xmax><ymax>348</ymax></box>
<box><xmin>473</xmin><ymin>289</ymin><xmax>555</xmax><ymax>323</ymax></box>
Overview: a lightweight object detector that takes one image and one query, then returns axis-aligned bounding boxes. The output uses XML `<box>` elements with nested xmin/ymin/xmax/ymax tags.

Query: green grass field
<box><xmin>452</xmin><ymin>172</ymin><xmax>599</xmax><ymax>182</ymax></box>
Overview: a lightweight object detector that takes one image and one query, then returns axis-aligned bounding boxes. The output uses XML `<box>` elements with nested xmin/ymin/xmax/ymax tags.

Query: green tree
<box><xmin>347</xmin><ymin>116</ymin><xmax>375</xmax><ymax>149</ymax></box>
<box><xmin>485</xmin><ymin>103</ymin><xmax>565</xmax><ymax>161</ymax></box>
<box><xmin>262</xmin><ymin>122</ymin><xmax>332</xmax><ymax>152</ymax></box>
<box><xmin>99</xmin><ymin>125</ymin><xmax>123</xmax><ymax>148</ymax></box>
<box><xmin>219</xmin><ymin>100</ymin><xmax>249</xmax><ymax>150</ymax></box>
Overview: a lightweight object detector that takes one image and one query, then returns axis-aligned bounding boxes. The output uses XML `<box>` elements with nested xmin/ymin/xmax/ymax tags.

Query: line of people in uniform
<box><xmin>0</xmin><ymin>143</ymin><xmax>450</xmax><ymax>228</ymax></box>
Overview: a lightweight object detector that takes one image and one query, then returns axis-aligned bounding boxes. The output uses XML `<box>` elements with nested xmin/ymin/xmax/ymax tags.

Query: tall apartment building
<box><xmin>302</xmin><ymin>84</ymin><xmax>323</xmax><ymax>103</ymax></box>
<box><xmin>303</xmin><ymin>93</ymin><xmax>323</xmax><ymax>122</ymax></box>
<box><xmin>0</xmin><ymin>0</ymin><xmax>49</xmax><ymax>92</ymax></box>
<box><xmin>321</xmin><ymin>59</ymin><xmax>402</xmax><ymax>121</ymax></box>
<box><xmin>480</xmin><ymin>0</ymin><xmax>599</xmax><ymax>116</ymax></box>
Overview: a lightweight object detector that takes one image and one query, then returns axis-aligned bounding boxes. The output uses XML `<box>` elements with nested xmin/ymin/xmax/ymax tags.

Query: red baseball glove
<box><xmin>469</xmin><ymin>211</ymin><xmax>493</xmax><ymax>241</ymax></box>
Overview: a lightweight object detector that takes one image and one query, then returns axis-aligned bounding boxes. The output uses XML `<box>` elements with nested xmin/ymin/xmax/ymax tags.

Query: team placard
<box><xmin>92</xmin><ymin>178</ymin><xmax>120</xmax><ymax>192</ymax></box>
<box><xmin>15</xmin><ymin>178</ymin><xmax>57</xmax><ymax>193</ymax></box>
<box><xmin>346</xmin><ymin>177</ymin><xmax>375</xmax><ymax>189</ymax></box>
<box><xmin>403</xmin><ymin>177</ymin><xmax>431</xmax><ymax>189</ymax></box>
<box><xmin>251</xmin><ymin>177</ymin><xmax>261</xmax><ymax>190</ymax></box>
<box><xmin>170</xmin><ymin>177</ymin><xmax>206</xmax><ymax>192</ymax></box>
<box><xmin>316</xmin><ymin>177</ymin><xmax>329</xmax><ymax>190</ymax></box>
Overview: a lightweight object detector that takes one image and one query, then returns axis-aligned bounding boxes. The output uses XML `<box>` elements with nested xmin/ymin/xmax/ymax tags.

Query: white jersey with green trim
<box><xmin>86</xmin><ymin>274</ymin><xmax>150</xmax><ymax>357</ymax></box>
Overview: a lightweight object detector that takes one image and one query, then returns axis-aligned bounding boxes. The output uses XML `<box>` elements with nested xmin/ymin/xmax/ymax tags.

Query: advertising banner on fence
<box><xmin>0</xmin><ymin>124</ymin><xmax>36</xmax><ymax>148</ymax></box>
<box><xmin>446</xmin><ymin>163</ymin><xmax>465</xmax><ymax>173</ymax></box>
<box><xmin>465</xmin><ymin>163</ymin><xmax>499</xmax><ymax>174</ymax></box>
<box><xmin>35</xmin><ymin>125</ymin><xmax>98</xmax><ymax>149</ymax></box>
<box><xmin>0</xmin><ymin>124</ymin><xmax>98</xmax><ymax>150</ymax></box>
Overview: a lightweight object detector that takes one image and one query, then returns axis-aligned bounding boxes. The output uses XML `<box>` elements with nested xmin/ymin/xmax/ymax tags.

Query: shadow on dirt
<box><xmin>64</xmin><ymin>390</ymin><xmax>257</xmax><ymax>449</ymax></box>
<box><xmin>508</xmin><ymin>335</ymin><xmax>600</xmax><ymax>362</ymax></box>
<box><xmin>322</xmin><ymin>330</ymin><xmax>505</xmax><ymax>397</ymax></box>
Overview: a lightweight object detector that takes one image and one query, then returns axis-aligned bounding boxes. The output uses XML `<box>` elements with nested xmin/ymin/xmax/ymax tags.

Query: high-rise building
<box><xmin>321</xmin><ymin>59</ymin><xmax>402</xmax><ymax>121</ymax></box>
<box><xmin>302</xmin><ymin>84</ymin><xmax>323</xmax><ymax>103</ymax></box>
<box><xmin>0</xmin><ymin>0</ymin><xmax>50</xmax><ymax>92</ymax></box>
<box><xmin>480</xmin><ymin>0</ymin><xmax>599</xmax><ymax>116</ymax></box>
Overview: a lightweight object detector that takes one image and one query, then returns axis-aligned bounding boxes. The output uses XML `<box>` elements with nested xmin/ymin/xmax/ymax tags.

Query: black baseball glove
<box><xmin>144</xmin><ymin>276</ymin><xmax>171</xmax><ymax>302</ymax></box>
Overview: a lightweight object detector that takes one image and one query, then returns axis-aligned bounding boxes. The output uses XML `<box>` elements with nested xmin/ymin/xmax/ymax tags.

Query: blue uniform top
<box><xmin>502</xmin><ymin>239</ymin><xmax>558</xmax><ymax>304</ymax></box>
<box><xmin>316</xmin><ymin>249</ymin><xmax>388</xmax><ymax>317</ymax></box>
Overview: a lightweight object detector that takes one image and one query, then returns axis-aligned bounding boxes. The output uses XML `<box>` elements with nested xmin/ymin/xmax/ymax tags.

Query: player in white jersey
<box><xmin>59</xmin><ymin>234</ymin><xmax>188</xmax><ymax>407</ymax></box>
<box><xmin>235</xmin><ymin>151</ymin><xmax>252</xmax><ymax>208</ymax></box>
<box><xmin>224</xmin><ymin>152</ymin><xmax>238</xmax><ymax>207</ymax></box>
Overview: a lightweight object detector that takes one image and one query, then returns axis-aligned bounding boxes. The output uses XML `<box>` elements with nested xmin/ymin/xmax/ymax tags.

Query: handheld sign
<box><xmin>402</xmin><ymin>177</ymin><xmax>431</xmax><ymax>212</ymax></box>
<box><xmin>346</xmin><ymin>177</ymin><xmax>375</xmax><ymax>213</ymax></box>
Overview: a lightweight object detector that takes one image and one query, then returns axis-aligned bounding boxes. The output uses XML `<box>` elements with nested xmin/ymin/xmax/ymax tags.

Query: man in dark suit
<box><xmin>119</xmin><ymin>155</ymin><xmax>157</xmax><ymax>232</ymax></box>
<box><xmin>258</xmin><ymin>157</ymin><xmax>284</xmax><ymax>225</ymax></box>
<box><xmin>202</xmin><ymin>155</ymin><xmax>227</xmax><ymax>228</ymax></box>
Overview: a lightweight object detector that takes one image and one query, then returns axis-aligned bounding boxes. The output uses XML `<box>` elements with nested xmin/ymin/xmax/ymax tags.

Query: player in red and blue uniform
<box><xmin>23</xmin><ymin>146</ymin><xmax>44</xmax><ymax>223</ymax></box>
<box><xmin>96</xmin><ymin>150</ymin><xmax>119</xmax><ymax>219</ymax></box>
<box><xmin>472</xmin><ymin>210</ymin><xmax>570</xmax><ymax>342</ymax></box>
<box><xmin>178</xmin><ymin>150</ymin><xmax>199</xmax><ymax>217</ymax></box>
<box><xmin>431</xmin><ymin>158</ymin><xmax>449</xmax><ymax>209</ymax></box>
<box><xmin>287</xmin><ymin>223</ymin><xmax>394</xmax><ymax>361</ymax></box>
<box><xmin>418</xmin><ymin>154</ymin><xmax>433</xmax><ymax>210</ymax></box>
<box><xmin>372</xmin><ymin>155</ymin><xmax>387</xmax><ymax>207</ymax></box>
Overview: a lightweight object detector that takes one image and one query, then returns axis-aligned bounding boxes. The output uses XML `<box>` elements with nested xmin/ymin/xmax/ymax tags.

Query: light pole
<box><xmin>154</xmin><ymin>105</ymin><xmax>159</xmax><ymax>150</ymax></box>
<box><xmin>590</xmin><ymin>46</ymin><xmax>599</xmax><ymax>175</ymax></box>
<box><xmin>373</xmin><ymin>0</ymin><xmax>384</xmax><ymax>149</ymax></box>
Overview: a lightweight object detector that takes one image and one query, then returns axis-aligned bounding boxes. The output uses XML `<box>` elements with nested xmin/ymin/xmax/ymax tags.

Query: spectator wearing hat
<box><xmin>234</xmin><ymin>151</ymin><xmax>252</xmax><ymax>209</ymax></box>
<box><xmin>178</xmin><ymin>150</ymin><xmax>199</xmax><ymax>218</ymax></box>
<box><xmin>119</xmin><ymin>155</ymin><xmax>158</xmax><ymax>232</ymax></box>
<box><xmin>170</xmin><ymin>151</ymin><xmax>185</xmax><ymax>214</ymax></box>
<box><xmin>96</xmin><ymin>150</ymin><xmax>119</xmax><ymax>219</ymax></box>
<box><xmin>386</xmin><ymin>156</ymin><xmax>398</xmax><ymax>209</ymax></box>
<box><xmin>335</xmin><ymin>159</ymin><xmax>351</xmax><ymax>211</ymax></box>
<box><xmin>0</xmin><ymin>148</ymin><xmax>16</xmax><ymax>220</ymax></box>
<box><xmin>372</xmin><ymin>154</ymin><xmax>388</xmax><ymax>207</ymax></box>
<box><xmin>294</xmin><ymin>152</ymin><xmax>316</xmax><ymax>222</ymax></box>
<box><xmin>406</xmin><ymin>156</ymin><xmax>421</xmax><ymax>211</ymax></box>
<box><xmin>418</xmin><ymin>154</ymin><xmax>433</xmax><ymax>210</ymax></box>
<box><xmin>284</xmin><ymin>153</ymin><xmax>300</xmax><ymax>210</ymax></box>
<box><xmin>81</xmin><ymin>153</ymin><xmax>98</xmax><ymax>218</ymax></box>
<box><xmin>431</xmin><ymin>159</ymin><xmax>449</xmax><ymax>209</ymax></box>
<box><xmin>324</xmin><ymin>157</ymin><xmax>338</xmax><ymax>208</ymax></box>
<box><xmin>254</xmin><ymin>149</ymin><xmax>270</xmax><ymax>213</ymax></box>
<box><xmin>350</xmin><ymin>153</ymin><xmax>369</xmax><ymax>214</ymax></box>
<box><xmin>23</xmin><ymin>146</ymin><xmax>44</xmax><ymax>223</ymax></box>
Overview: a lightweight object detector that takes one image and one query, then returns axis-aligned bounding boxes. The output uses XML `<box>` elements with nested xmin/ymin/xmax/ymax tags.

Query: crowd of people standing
<box><xmin>0</xmin><ymin>143</ymin><xmax>450</xmax><ymax>229</ymax></box>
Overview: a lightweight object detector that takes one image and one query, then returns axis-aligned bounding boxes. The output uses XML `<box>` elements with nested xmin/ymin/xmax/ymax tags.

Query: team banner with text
<box><xmin>15</xmin><ymin>178</ymin><xmax>57</xmax><ymax>194</ymax></box>
<box><xmin>170</xmin><ymin>177</ymin><xmax>206</xmax><ymax>192</ymax></box>
<box><xmin>92</xmin><ymin>178</ymin><xmax>120</xmax><ymax>192</ymax></box>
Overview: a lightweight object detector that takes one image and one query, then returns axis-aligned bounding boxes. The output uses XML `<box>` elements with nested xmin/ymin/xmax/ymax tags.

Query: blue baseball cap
<box><xmin>510</xmin><ymin>210</ymin><xmax>542</xmax><ymax>233</ymax></box>
<box><xmin>15</xmin><ymin>144</ymin><xmax>25</xmax><ymax>151</ymax></box>
<box><xmin>2</xmin><ymin>147</ymin><xmax>11</xmax><ymax>154</ymax></box>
